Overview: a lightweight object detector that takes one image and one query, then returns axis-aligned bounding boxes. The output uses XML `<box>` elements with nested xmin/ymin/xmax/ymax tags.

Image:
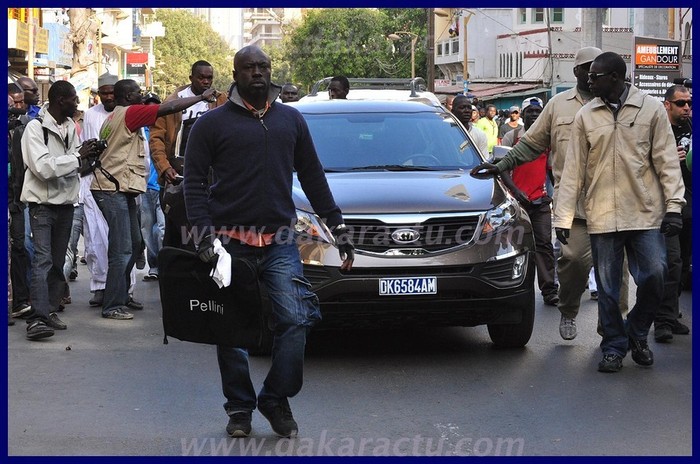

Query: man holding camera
<box><xmin>653</xmin><ymin>84</ymin><xmax>692</xmax><ymax>342</ymax></box>
<box><xmin>90</xmin><ymin>79</ymin><xmax>217</xmax><ymax>320</ymax></box>
<box><xmin>20</xmin><ymin>81</ymin><xmax>103</xmax><ymax>339</ymax></box>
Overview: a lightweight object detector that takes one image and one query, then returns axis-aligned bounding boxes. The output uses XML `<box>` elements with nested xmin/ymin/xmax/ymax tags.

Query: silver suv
<box><xmin>289</xmin><ymin>99</ymin><xmax>536</xmax><ymax>348</ymax></box>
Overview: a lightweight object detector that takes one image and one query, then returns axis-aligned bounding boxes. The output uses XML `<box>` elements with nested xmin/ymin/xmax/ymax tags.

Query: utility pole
<box><xmin>581</xmin><ymin>9</ymin><xmax>603</xmax><ymax>48</ymax></box>
<box><xmin>427</xmin><ymin>8</ymin><xmax>435</xmax><ymax>91</ymax></box>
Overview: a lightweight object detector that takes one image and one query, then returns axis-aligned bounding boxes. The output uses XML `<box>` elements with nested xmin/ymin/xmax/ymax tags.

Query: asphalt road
<box><xmin>7</xmin><ymin>263</ymin><xmax>692</xmax><ymax>457</ymax></box>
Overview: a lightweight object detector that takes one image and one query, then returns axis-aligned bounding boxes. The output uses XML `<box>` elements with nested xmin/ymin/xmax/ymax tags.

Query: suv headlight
<box><xmin>482</xmin><ymin>198</ymin><xmax>517</xmax><ymax>235</ymax></box>
<box><xmin>295</xmin><ymin>209</ymin><xmax>333</xmax><ymax>243</ymax></box>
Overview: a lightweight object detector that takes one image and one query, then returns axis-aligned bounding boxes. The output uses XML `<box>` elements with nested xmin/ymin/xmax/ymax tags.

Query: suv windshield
<box><xmin>304</xmin><ymin>111</ymin><xmax>483</xmax><ymax>171</ymax></box>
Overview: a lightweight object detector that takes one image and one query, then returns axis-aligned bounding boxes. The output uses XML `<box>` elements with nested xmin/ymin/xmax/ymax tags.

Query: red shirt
<box><xmin>511</xmin><ymin>151</ymin><xmax>548</xmax><ymax>202</ymax></box>
<box><xmin>125</xmin><ymin>104</ymin><xmax>159</xmax><ymax>132</ymax></box>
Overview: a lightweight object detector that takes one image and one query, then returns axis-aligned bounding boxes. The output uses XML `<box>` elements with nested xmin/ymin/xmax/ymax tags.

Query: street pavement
<box><xmin>7</xmin><ymin>261</ymin><xmax>693</xmax><ymax>457</ymax></box>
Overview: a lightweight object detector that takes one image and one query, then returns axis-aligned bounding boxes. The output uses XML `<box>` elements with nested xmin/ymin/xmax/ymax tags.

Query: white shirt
<box><xmin>177</xmin><ymin>86</ymin><xmax>209</xmax><ymax>121</ymax></box>
<box><xmin>81</xmin><ymin>104</ymin><xmax>111</xmax><ymax>142</ymax></box>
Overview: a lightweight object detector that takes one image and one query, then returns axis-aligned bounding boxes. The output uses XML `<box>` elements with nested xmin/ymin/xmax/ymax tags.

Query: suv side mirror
<box><xmin>490</xmin><ymin>145</ymin><xmax>512</xmax><ymax>162</ymax></box>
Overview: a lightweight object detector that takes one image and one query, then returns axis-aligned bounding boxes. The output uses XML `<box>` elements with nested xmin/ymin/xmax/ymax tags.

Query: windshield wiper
<box><xmin>349</xmin><ymin>165</ymin><xmax>437</xmax><ymax>171</ymax></box>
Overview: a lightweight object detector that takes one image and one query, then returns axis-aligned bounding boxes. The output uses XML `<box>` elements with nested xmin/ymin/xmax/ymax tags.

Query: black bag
<box><xmin>157</xmin><ymin>246</ymin><xmax>266</xmax><ymax>348</ymax></box>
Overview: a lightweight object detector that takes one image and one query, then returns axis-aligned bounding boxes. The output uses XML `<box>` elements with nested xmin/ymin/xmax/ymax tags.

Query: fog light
<box><xmin>512</xmin><ymin>254</ymin><xmax>526</xmax><ymax>279</ymax></box>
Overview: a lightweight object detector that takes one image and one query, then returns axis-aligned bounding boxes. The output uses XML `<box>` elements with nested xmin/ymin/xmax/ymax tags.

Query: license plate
<box><xmin>379</xmin><ymin>277</ymin><xmax>437</xmax><ymax>296</ymax></box>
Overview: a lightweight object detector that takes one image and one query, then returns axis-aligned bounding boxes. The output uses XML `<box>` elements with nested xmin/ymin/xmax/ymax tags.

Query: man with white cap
<box><xmin>471</xmin><ymin>46</ymin><xmax>629</xmax><ymax>341</ymax></box>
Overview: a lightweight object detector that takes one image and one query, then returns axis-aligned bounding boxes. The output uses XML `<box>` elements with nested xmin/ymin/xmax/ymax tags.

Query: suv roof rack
<box><xmin>308</xmin><ymin>77</ymin><xmax>428</xmax><ymax>97</ymax></box>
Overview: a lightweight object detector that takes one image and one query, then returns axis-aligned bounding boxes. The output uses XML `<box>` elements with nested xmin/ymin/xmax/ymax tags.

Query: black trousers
<box><xmin>9</xmin><ymin>203</ymin><xmax>31</xmax><ymax>307</ymax></box>
<box><xmin>655</xmin><ymin>234</ymin><xmax>682</xmax><ymax>328</ymax></box>
<box><xmin>526</xmin><ymin>201</ymin><xmax>557</xmax><ymax>297</ymax></box>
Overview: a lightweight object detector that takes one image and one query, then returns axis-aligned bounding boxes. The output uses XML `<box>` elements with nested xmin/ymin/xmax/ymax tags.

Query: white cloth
<box><xmin>80</xmin><ymin>105</ymin><xmax>113</xmax><ymax>291</ymax></box>
<box><xmin>209</xmin><ymin>239</ymin><xmax>232</xmax><ymax>288</ymax></box>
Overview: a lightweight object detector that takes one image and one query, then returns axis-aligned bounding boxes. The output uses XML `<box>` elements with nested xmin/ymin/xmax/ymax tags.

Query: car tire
<box><xmin>487</xmin><ymin>288</ymin><xmax>535</xmax><ymax>348</ymax></box>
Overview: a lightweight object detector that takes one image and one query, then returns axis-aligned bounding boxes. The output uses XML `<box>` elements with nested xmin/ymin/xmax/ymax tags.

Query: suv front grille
<box><xmin>344</xmin><ymin>217</ymin><xmax>481</xmax><ymax>253</ymax></box>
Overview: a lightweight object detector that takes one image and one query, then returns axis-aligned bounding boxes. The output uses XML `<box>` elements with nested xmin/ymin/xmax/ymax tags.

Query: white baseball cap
<box><xmin>573</xmin><ymin>46</ymin><xmax>603</xmax><ymax>67</ymax></box>
<box><xmin>522</xmin><ymin>97</ymin><xmax>543</xmax><ymax>112</ymax></box>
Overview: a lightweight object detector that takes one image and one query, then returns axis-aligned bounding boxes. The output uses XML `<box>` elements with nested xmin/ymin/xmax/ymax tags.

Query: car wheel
<box><xmin>487</xmin><ymin>289</ymin><xmax>535</xmax><ymax>348</ymax></box>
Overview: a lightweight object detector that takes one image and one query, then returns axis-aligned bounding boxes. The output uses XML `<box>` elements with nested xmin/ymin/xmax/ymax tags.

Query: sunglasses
<box><xmin>669</xmin><ymin>99</ymin><xmax>692</xmax><ymax>108</ymax></box>
<box><xmin>587</xmin><ymin>71</ymin><xmax>613</xmax><ymax>81</ymax></box>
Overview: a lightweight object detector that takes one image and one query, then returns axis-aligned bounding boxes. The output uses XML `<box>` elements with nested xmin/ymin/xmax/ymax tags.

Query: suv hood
<box><xmin>293</xmin><ymin>171</ymin><xmax>503</xmax><ymax>215</ymax></box>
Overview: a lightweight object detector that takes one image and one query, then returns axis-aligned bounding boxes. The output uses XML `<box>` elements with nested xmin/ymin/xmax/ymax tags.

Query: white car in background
<box><xmin>300</xmin><ymin>77</ymin><xmax>444</xmax><ymax>109</ymax></box>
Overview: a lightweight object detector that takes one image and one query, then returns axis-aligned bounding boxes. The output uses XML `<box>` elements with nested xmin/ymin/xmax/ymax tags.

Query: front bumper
<box><xmin>303</xmin><ymin>252</ymin><xmax>535</xmax><ymax>329</ymax></box>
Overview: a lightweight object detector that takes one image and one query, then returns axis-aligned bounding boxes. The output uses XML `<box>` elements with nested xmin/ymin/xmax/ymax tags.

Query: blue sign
<box><xmin>45</xmin><ymin>23</ymin><xmax>72</xmax><ymax>68</ymax></box>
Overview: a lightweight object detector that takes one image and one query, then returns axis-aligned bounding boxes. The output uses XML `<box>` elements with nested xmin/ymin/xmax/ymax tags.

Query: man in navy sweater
<box><xmin>184</xmin><ymin>45</ymin><xmax>354</xmax><ymax>438</ymax></box>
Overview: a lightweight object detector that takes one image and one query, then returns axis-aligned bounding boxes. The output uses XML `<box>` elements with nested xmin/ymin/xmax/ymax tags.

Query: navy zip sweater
<box><xmin>183</xmin><ymin>85</ymin><xmax>343</xmax><ymax>235</ymax></box>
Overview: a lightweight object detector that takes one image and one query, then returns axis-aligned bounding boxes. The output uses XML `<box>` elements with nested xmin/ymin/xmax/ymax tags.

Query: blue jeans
<box><xmin>216</xmin><ymin>235</ymin><xmax>321</xmax><ymax>413</ymax></box>
<box><xmin>92</xmin><ymin>191</ymin><xmax>142</xmax><ymax>314</ymax></box>
<box><xmin>139</xmin><ymin>189</ymin><xmax>164</xmax><ymax>273</ymax></box>
<box><xmin>27</xmin><ymin>203</ymin><xmax>73</xmax><ymax>322</ymax></box>
<box><xmin>591</xmin><ymin>230</ymin><xmax>667</xmax><ymax>357</ymax></box>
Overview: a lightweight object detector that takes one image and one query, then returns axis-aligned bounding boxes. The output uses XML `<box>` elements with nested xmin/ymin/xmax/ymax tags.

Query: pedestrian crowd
<box><xmin>7</xmin><ymin>47</ymin><xmax>351</xmax><ymax>440</ymax></box>
<box><xmin>6</xmin><ymin>45</ymin><xmax>691</xmax><ymax>440</ymax></box>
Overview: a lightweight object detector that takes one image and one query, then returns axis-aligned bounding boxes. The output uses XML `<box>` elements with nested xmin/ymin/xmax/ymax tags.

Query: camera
<box><xmin>8</xmin><ymin>107</ymin><xmax>26</xmax><ymax>130</ymax></box>
<box><xmin>679</xmin><ymin>136</ymin><xmax>691</xmax><ymax>152</ymax></box>
<box><xmin>673</xmin><ymin>78</ymin><xmax>692</xmax><ymax>89</ymax></box>
<box><xmin>95</xmin><ymin>139</ymin><xmax>108</xmax><ymax>152</ymax></box>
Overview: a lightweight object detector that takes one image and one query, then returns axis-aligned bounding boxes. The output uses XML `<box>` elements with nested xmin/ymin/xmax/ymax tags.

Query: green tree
<box><xmin>284</xmin><ymin>8</ymin><xmax>428</xmax><ymax>91</ymax></box>
<box><xmin>286</xmin><ymin>8</ymin><xmax>395</xmax><ymax>91</ymax></box>
<box><xmin>153</xmin><ymin>9</ymin><xmax>234</xmax><ymax>97</ymax></box>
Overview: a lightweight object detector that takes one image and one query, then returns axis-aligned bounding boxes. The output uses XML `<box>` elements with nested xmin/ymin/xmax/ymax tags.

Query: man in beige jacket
<box><xmin>553</xmin><ymin>52</ymin><xmax>685</xmax><ymax>373</ymax></box>
<box><xmin>471</xmin><ymin>47</ymin><xmax>630</xmax><ymax>341</ymax></box>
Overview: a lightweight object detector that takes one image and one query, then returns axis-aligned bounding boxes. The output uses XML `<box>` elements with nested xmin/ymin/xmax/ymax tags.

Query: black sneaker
<box><xmin>89</xmin><ymin>290</ymin><xmax>104</xmax><ymax>307</ymax></box>
<box><xmin>628</xmin><ymin>337</ymin><xmax>654</xmax><ymax>366</ymax></box>
<box><xmin>598</xmin><ymin>353</ymin><xmax>623</xmax><ymax>372</ymax></box>
<box><xmin>69</xmin><ymin>269</ymin><xmax>78</xmax><ymax>281</ymax></box>
<box><xmin>126</xmin><ymin>296</ymin><xmax>144</xmax><ymax>310</ymax></box>
<box><xmin>671</xmin><ymin>320</ymin><xmax>690</xmax><ymax>335</ymax></box>
<box><xmin>102</xmin><ymin>308</ymin><xmax>134</xmax><ymax>320</ymax></box>
<box><xmin>259</xmin><ymin>398</ymin><xmax>298</xmax><ymax>438</ymax></box>
<box><xmin>654</xmin><ymin>325</ymin><xmax>673</xmax><ymax>343</ymax></box>
<box><xmin>543</xmin><ymin>293</ymin><xmax>559</xmax><ymax>306</ymax></box>
<box><xmin>46</xmin><ymin>312</ymin><xmax>67</xmax><ymax>330</ymax></box>
<box><xmin>226</xmin><ymin>411</ymin><xmax>252</xmax><ymax>438</ymax></box>
<box><xmin>11</xmin><ymin>303</ymin><xmax>32</xmax><ymax>319</ymax></box>
<box><xmin>26</xmin><ymin>320</ymin><xmax>54</xmax><ymax>340</ymax></box>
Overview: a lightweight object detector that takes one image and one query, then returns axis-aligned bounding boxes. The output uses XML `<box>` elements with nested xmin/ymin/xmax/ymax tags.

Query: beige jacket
<box><xmin>90</xmin><ymin>106</ymin><xmax>148</xmax><ymax>194</ymax></box>
<box><xmin>554</xmin><ymin>84</ymin><xmax>685</xmax><ymax>234</ymax></box>
<box><xmin>20</xmin><ymin>105</ymin><xmax>81</xmax><ymax>205</ymax></box>
<box><xmin>496</xmin><ymin>86</ymin><xmax>590</xmax><ymax>218</ymax></box>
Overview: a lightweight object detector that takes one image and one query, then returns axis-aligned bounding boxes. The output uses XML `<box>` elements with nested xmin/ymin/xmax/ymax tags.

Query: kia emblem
<box><xmin>391</xmin><ymin>228</ymin><xmax>420</xmax><ymax>244</ymax></box>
